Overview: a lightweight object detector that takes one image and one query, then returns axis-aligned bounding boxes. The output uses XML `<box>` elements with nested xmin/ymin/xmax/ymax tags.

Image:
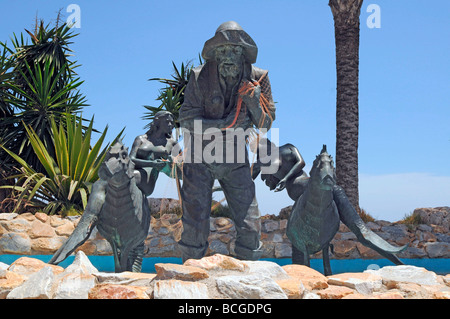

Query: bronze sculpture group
<box><xmin>50</xmin><ymin>112</ymin><xmax>179</xmax><ymax>272</ymax></box>
<box><xmin>254</xmin><ymin>143</ymin><xmax>406</xmax><ymax>275</ymax></box>
<box><xmin>50</xmin><ymin>21</ymin><xmax>406</xmax><ymax>274</ymax></box>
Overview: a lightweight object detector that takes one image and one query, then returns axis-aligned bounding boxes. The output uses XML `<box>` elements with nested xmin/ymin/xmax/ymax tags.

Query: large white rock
<box><xmin>365</xmin><ymin>265</ymin><xmax>441</xmax><ymax>286</ymax></box>
<box><xmin>327</xmin><ymin>272</ymin><xmax>383</xmax><ymax>295</ymax></box>
<box><xmin>94</xmin><ymin>271</ymin><xmax>156</xmax><ymax>287</ymax></box>
<box><xmin>302</xmin><ymin>291</ymin><xmax>321</xmax><ymax>299</ymax></box>
<box><xmin>7</xmin><ymin>266</ymin><xmax>55</xmax><ymax>299</ymax></box>
<box><xmin>216</xmin><ymin>274</ymin><xmax>287</xmax><ymax>299</ymax></box>
<box><xmin>244</xmin><ymin>260</ymin><xmax>290</xmax><ymax>280</ymax></box>
<box><xmin>0</xmin><ymin>262</ymin><xmax>9</xmax><ymax>272</ymax></box>
<box><xmin>51</xmin><ymin>251</ymin><xmax>99</xmax><ymax>299</ymax></box>
<box><xmin>153</xmin><ymin>279</ymin><xmax>209</xmax><ymax>299</ymax></box>
<box><xmin>63</xmin><ymin>251</ymin><xmax>98</xmax><ymax>275</ymax></box>
<box><xmin>53</xmin><ymin>272</ymin><xmax>97</xmax><ymax>299</ymax></box>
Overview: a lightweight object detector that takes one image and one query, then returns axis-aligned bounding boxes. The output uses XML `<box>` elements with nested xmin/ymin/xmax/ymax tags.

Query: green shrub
<box><xmin>153</xmin><ymin>205</ymin><xmax>183</xmax><ymax>219</ymax></box>
<box><xmin>0</xmin><ymin>115</ymin><xmax>122</xmax><ymax>215</ymax></box>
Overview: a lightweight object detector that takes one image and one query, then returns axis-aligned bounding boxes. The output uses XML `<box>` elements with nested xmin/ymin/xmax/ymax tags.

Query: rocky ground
<box><xmin>0</xmin><ymin>252</ymin><xmax>449</xmax><ymax>299</ymax></box>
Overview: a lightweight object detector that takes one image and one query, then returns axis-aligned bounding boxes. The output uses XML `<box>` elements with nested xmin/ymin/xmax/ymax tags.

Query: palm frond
<box><xmin>144</xmin><ymin>59</ymin><xmax>200</xmax><ymax>130</ymax></box>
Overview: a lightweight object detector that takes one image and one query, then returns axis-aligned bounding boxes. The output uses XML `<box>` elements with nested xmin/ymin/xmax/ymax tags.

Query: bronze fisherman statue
<box><xmin>178</xmin><ymin>21</ymin><xmax>276</xmax><ymax>261</ymax></box>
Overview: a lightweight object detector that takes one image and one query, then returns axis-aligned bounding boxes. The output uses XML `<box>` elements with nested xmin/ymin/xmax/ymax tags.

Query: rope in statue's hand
<box><xmin>240</xmin><ymin>82</ymin><xmax>261</xmax><ymax>110</ymax></box>
<box><xmin>223</xmin><ymin>71</ymin><xmax>272</xmax><ymax>130</ymax></box>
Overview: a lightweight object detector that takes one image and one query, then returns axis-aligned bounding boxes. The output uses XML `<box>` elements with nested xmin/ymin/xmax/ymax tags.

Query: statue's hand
<box><xmin>241</xmin><ymin>83</ymin><xmax>261</xmax><ymax>109</ymax></box>
<box><xmin>275</xmin><ymin>178</ymin><xmax>287</xmax><ymax>192</ymax></box>
<box><xmin>153</xmin><ymin>159</ymin><xmax>169</xmax><ymax>170</ymax></box>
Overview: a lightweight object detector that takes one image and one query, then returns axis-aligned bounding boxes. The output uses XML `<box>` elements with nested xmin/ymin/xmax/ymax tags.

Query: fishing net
<box><xmin>223</xmin><ymin>70</ymin><xmax>274</xmax><ymax>130</ymax></box>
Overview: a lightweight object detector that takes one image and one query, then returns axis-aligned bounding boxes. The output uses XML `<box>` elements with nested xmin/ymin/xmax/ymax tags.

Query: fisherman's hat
<box><xmin>201</xmin><ymin>21</ymin><xmax>258</xmax><ymax>64</ymax></box>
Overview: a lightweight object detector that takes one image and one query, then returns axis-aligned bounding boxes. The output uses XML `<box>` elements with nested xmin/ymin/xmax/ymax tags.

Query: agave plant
<box><xmin>0</xmin><ymin>115</ymin><xmax>122</xmax><ymax>215</ymax></box>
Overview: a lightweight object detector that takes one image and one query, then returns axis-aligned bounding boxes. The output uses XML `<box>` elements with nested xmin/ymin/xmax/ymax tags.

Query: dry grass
<box><xmin>397</xmin><ymin>211</ymin><xmax>422</xmax><ymax>226</ymax></box>
<box><xmin>152</xmin><ymin>201</ymin><xmax>233</xmax><ymax>220</ymax></box>
<box><xmin>358</xmin><ymin>207</ymin><xmax>376</xmax><ymax>223</ymax></box>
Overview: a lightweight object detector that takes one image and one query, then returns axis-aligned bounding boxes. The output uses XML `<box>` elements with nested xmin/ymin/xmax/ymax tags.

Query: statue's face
<box><xmin>215</xmin><ymin>44</ymin><xmax>244</xmax><ymax>78</ymax></box>
<box><xmin>155</xmin><ymin>114</ymin><xmax>175</xmax><ymax>138</ymax></box>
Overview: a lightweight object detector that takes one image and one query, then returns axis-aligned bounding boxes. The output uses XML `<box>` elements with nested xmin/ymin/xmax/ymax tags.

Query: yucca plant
<box><xmin>0</xmin><ymin>43</ymin><xmax>17</xmax><ymax>202</ymax></box>
<box><xmin>10</xmin><ymin>19</ymin><xmax>79</xmax><ymax>95</ymax></box>
<box><xmin>2</xmin><ymin>59</ymin><xmax>87</xmax><ymax>169</ymax></box>
<box><xmin>0</xmin><ymin>115</ymin><xmax>121</xmax><ymax>215</ymax></box>
<box><xmin>0</xmin><ymin>42</ymin><xmax>15</xmax><ymax>116</ymax></box>
<box><xmin>0</xmin><ymin>20</ymin><xmax>87</xmax><ymax>175</ymax></box>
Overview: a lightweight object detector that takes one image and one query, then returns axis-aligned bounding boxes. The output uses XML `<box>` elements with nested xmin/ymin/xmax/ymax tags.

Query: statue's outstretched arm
<box><xmin>131</xmin><ymin>156</ymin><xmax>167</xmax><ymax>170</ymax></box>
<box><xmin>275</xmin><ymin>145</ymin><xmax>306</xmax><ymax>192</ymax></box>
<box><xmin>49</xmin><ymin>180</ymin><xmax>107</xmax><ymax>265</ymax></box>
<box><xmin>129</xmin><ymin>136</ymin><xmax>166</xmax><ymax>170</ymax></box>
<box><xmin>286</xmin><ymin>146</ymin><xmax>306</xmax><ymax>176</ymax></box>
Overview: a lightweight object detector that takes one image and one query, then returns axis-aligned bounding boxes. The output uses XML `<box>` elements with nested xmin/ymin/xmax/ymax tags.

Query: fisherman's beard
<box><xmin>218</xmin><ymin>62</ymin><xmax>241</xmax><ymax>78</ymax></box>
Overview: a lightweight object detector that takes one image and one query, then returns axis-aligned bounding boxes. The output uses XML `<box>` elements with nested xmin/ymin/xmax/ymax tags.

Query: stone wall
<box><xmin>414</xmin><ymin>207</ymin><xmax>450</xmax><ymax>232</ymax></box>
<box><xmin>0</xmin><ymin>206</ymin><xmax>449</xmax><ymax>259</ymax></box>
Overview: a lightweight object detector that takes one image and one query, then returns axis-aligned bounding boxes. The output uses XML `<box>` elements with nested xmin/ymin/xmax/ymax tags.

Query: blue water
<box><xmin>0</xmin><ymin>255</ymin><xmax>449</xmax><ymax>275</ymax></box>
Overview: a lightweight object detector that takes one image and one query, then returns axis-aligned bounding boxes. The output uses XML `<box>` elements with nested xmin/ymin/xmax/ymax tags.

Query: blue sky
<box><xmin>1</xmin><ymin>1</ymin><xmax>449</xmax><ymax>221</ymax></box>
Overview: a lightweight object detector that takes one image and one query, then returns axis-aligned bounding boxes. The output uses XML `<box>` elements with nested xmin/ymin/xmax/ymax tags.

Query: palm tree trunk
<box><xmin>329</xmin><ymin>0</ymin><xmax>363</xmax><ymax>211</ymax></box>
